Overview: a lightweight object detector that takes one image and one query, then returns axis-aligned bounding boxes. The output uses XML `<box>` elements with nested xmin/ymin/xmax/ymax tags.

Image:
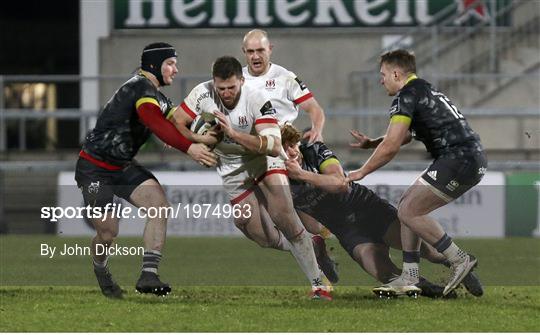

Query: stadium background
<box><xmin>0</xmin><ymin>0</ymin><xmax>539</xmax><ymax>332</ymax></box>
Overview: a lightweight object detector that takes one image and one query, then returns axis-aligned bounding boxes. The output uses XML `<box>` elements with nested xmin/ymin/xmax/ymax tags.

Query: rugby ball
<box><xmin>190</xmin><ymin>113</ymin><xmax>223</xmax><ymax>147</ymax></box>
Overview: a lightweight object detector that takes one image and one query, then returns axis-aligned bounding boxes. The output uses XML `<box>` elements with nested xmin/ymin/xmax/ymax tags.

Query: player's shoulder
<box><xmin>400</xmin><ymin>78</ymin><xmax>430</xmax><ymax>96</ymax></box>
<box><xmin>126</xmin><ymin>74</ymin><xmax>158</xmax><ymax>96</ymax></box>
<box><xmin>301</xmin><ymin>141</ymin><xmax>335</xmax><ymax>163</ymax></box>
<box><xmin>269</xmin><ymin>63</ymin><xmax>295</xmax><ymax>77</ymax></box>
<box><xmin>188</xmin><ymin>80</ymin><xmax>213</xmax><ymax>97</ymax></box>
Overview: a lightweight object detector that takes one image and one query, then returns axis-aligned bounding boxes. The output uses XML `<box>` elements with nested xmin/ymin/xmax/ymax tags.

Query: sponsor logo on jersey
<box><xmin>295</xmin><ymin>77</ymin><xmax>307</xmax><ymax>90</ymax></box>
<box><xmin>427</xmin><ymin>170</ymin><xmax>437</xmax><ymax>181</ymax></box>
<box><xmin>265</xmin><ymin>79</ymin><xmax>276</xmax><ymax>89</ymax></box>
<box><xmin>321</xmin><ymin>149</ymin><xmax>333</xmax><ymax>160</ymax></box>
<box><xmin>260</xmin><ymin>101</ymin><xmax>276</xmax><ymax>116</ymax></box>
<box><xmin>238</xmin><ymin>115</ymin><xmax>249</xmax><ymax>129</ymax></box>
<box><xmin>446</xmin><ymin>180</ymin><xmax>459</xmax><ymax>192</ymax></box>
<box><xmin>389</xmin><ymin>105</ymin><xmax>398</xmax><ymax>114</ymax></box>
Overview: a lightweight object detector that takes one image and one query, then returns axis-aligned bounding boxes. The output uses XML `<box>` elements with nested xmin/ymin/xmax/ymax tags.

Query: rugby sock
<box><xmin>402</xmin><ymin>251</ymin><xmax>420</xmax><ymax>280</ymax></box>
<box><xmin>434</xmin><ymin>234</ymin><xmax>467</xmax><ymax>264</ymax></box>
<box><xmin>275</xmin><ymin>230</ymin><xmax>292</xmax><ymax>251</ymax></box>
<box><xmin>93</xmin><ymin>257</ymin><xmax>108</xmax><ymax>269</ymax></box>
<box><xmin>142</xmin><ymin>250</ymin><xmax>162</xmax><ymax>274</ymax></box>
<box><xmin>288</xmin><ymin>229</ymin><xmax>324</xmax><ymax>288</ymax></box>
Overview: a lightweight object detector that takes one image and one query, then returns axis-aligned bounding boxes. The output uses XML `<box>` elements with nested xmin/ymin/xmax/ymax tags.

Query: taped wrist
<box><xmin>258</xmin><ymin>126</ymin><xmax>281</xmax><ymax>155</ymax></box>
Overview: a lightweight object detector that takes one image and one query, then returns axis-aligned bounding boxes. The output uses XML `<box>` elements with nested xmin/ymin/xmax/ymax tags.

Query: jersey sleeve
<box><xmin>285</xmin><ymin>71</ymin><xmax>313</xmax><ymax>105</ymax></box>
<box><xmin>302</xmin><ymin>142</ymin><xmax>340</xmax><ymax>173</ymax></box>
<box><xmin>389</xmin><ymin>89</ymin><xmax>416</xmax><ymax>125</ymax></box>
<box><xmin>179</xmin><ymin>83</ymin><xmax>217</xmax><ymax>120</ymax></box>
<box><xmin>314</xmin><ymin>142</ymin><xmax>340</xmax><ymax>172</ymax></box>
<box><xmin>251</xmin><ymin>90</ymin><xmax>279</xmax><ymax>126</ymax></box>
<box><xmin>133</xmin><ymin>78</ymin><xmax>161</xmax><ymax>111</ymax></box>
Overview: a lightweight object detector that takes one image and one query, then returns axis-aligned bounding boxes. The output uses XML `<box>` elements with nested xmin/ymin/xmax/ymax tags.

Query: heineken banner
<box><xmin>114</xmin><ymin>0</ymin><xmax>510</xmax><ymax>29</ymax></box>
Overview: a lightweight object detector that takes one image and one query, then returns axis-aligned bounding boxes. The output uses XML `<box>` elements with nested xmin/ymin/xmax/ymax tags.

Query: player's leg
<box><xmin>75</xmin><ymin>158</ymin><xmax>123</xmax><ymax>298</ymax></box>
<box><xmin>352</xmin><ymin>243</ymin><xmax>399</xmax><ymax>283</ymax></box>
<box><xmin>258</xmin><ymin>173</ymin><xmax>330</xmax><ymax>299</ymax></box>
<box><xmin>255</xmin><ymin>204</ymin><xmax>339</xmax><ymax>283</ymax></box>
<box><xmin>398</xmin><ymin>173</ymin><xmax>480</xmax><ymax>295</ymax></box>
<box><xmin>232</xmin><ymin>190</ymin><xmax>292</xmax><ymax>250</ymax></box>
<box><xmin>121</xmin><ymin>165</ymin><xmax>171</xmax><ymax>296</ymax></box>
<box><xmin>89</xmin><ymin>215</ymin><xmax>124</xmax><ymax>298</ymax></box>
<box><xmin>296</xmin><ymin>210</ymin><xmax>339</xmax><ymax>284</ymax></box>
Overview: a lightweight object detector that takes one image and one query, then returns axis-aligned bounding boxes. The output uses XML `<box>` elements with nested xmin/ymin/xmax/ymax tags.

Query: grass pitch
<box><xmin>1</xmin><ymin>236</ymin><xmax>539</xmax><ymax>332</ymax></box>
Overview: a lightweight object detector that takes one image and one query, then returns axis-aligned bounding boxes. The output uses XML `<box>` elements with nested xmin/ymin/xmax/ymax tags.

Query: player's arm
<box><xmin>214</xmin><ymin>110</ymin><xmax>283</xmax><ymax>157</ymax></box>
<box><xmin>350</xmin><ymin>129</ymin><xmax>412</xmax><ymax>149</ymax></box>
<box><xmin>286</xmin><ymin>157</ymin><xmax>347</xmax><ymax>193</ymax></box>
<box><xmin>171</xmin><ymin>103</ymin><xmax>220</xmax><ymax>146</ymax></box>
<box><xmin>347</xmin><ymin>116</ymin><xmax>411</xmax><ymax>182</ymax></box>
<box><xmin>298</xmin><ymin>98</ymin><xmax>325</xmax><ymax>143</ymax></box>
<box><xmin>136</xmin><ymin>97</ymin><xmax>193</xmax><ymax>152</ymax></box>
<box><xmin>138</xmin><ymin>98</ymin><xmax>216</xmax><ymax>166</ymax></box>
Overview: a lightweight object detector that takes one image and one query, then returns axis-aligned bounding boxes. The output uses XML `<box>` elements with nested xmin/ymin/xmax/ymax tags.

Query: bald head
<box><xmin>242</xmin><ymin>29</ymin><xmax>269</xmax><ymax>47</ymax></box>
<box><xmin>242</xmin><ymin>29</ymin><xmax>273</xmax><ymax>76</ymax></box>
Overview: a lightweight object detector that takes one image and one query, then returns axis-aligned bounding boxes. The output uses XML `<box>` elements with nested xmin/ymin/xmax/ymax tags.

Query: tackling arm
<box><xmin>286</xmin><ymin>157</ymin><xmax>348</xmax><ymax>194</ymax></box>
<box><xmin>347</xmin><ymin>119</ymin><xmax>411</xmax><ymax>182</ymax></box>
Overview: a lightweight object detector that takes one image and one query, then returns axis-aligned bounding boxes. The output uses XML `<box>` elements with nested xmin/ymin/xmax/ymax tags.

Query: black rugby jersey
<box><xmin>390</xmin><ymin>78</ymin><xmax>483</xmax><ymax>159</ymax></box>
<box><xmin>82</xmin><ymin>73</ymin><xmax>174</xmax><ymax>166</ymax></box>
<box><xmin>290</xmin><ymin>142</ymin><xmax>378</xmax><ymax>225</ymax></box>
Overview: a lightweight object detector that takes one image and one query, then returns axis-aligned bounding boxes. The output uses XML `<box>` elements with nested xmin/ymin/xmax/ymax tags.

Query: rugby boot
<box><xmin>135</xmin><ymin>271</ymin><xmax>171</xmax><ymax>296</ymax></box>
<box><xmin>372</xmin><ymin>273</ymin><xmax>421</xmax><ymax>298</ymax></box>
<box><xmin>94</xmin><ymin>267</ymin><xmax>124</xmax><ymax>299</ymax></box>
<box><xmin>443</xmin><ymin>254</ymin><xmax>478</xmax><ymax>296</ymax></box>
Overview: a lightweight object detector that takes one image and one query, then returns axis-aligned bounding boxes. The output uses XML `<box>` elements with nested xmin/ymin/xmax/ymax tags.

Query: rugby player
<box><xmin>75</xmin><ymin>43</ymin><xmax>217</xmax><ymax>298</ymax></box>
<box><xmin>281</xmin><ymin>124</ymin><xmax>483</xmax><ymax>298</ymax></box>
<box><xmin>172</xmin><ymin>56</ymin><xmax>332</xmax><ymax>300</ymax></box>
<box><xmin>241</xmin><ymin>29</ymin><xmax>337</xmax><ymax>283</ymax></box>
<box><xmin>347</xmin><ymin>49</ymin><xmax>487</xmax><ymax>296</ymax></box>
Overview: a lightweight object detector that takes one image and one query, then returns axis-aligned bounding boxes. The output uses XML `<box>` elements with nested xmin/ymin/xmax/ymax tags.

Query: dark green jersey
<box><xmin>82</xmin><ymin>73</ymin><xmax>174</xmax><ymax>165</ymax></box>
<box><xmin>390</xmin><ymin>78</ymin><xmax>483</xmax><ymax>159</ymax></box>
<box><xmin>290</xmin><ymin>142</ymin><xmax>386</xmax><ymax>225</ymax></box>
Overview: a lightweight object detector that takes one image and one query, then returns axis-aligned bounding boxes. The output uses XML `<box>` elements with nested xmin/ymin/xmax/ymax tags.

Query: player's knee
<box><xmin>97</xmin><ymin>231</ymin><xmax>117</xmax><ymax>246</ymax></box>
<box><xmin>397</xmin><ymin>205</ymin><xmax>414</xmax><ymax>226</ymax></box>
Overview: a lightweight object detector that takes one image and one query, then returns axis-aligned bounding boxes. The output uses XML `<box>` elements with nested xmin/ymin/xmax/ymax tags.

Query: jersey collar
<box><xmin>405</xmin><ymin>73</ymin><xmax>418</xmax><ymax>85</ymax></box>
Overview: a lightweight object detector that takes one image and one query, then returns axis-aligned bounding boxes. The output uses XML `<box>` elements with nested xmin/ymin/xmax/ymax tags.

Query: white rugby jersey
<box><xmin>242</xmin><ymin>63</ymin><xmax>313</xmax><ymax>125</ymax></box>
<box><xmin>180</xmin><ymin>80</ymin><xmax>277</xmax><ymax>176</ymax></box>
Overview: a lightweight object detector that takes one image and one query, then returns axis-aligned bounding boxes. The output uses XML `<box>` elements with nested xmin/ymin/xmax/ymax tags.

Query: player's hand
<box><xmin>302</xmin><ymin>128</ymin><xmax>323</xmax><ymax>144</ymax></box>
<box><xmin>195</xmin><ymin>130</ymin><xmax>221</xmax><ymax>147</ymax></box>
<box><xmin>345</xmin><ymin>169</ymin><xmax>365</xmax><ymax>183</ymax></box>
<box><xmin>285</xmin><ymin>159</ymin><xmax>304</xmax><ymax>180</ymax></box>
<box><xmin>349</xmin><ymin>130</ymin><xmax>372</xmax><ymax>149</ymax></box>
<box><xmin>213</xmin><ymin>111</ymin><xmax>236</xmax><ymax>139</ymax></box>
<box><xmin>187</xmin><ymin>143</ymin><xmax>217</xmax><ymax>167</ymax></box>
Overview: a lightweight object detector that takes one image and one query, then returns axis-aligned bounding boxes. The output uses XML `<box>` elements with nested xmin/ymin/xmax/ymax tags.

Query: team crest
<box><xmin>238</xmin><ymin>115</ymin><xmax>249</xmax><ymax>129</ymax></box>
<box><xmin>265</xmin><ymin>79</ymin><xmax>276</xmax><ymax>89</ymax></box>
<box><xmin>88</xmin><ymin>181</ymin><xmax>101</xmax><ymax>194</ymax></box>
